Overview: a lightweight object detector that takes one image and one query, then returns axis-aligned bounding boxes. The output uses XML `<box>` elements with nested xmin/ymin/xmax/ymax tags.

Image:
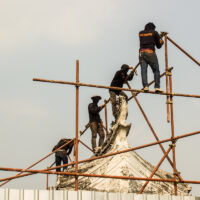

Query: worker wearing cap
<box><xmin>139</xmin><ymin>22</ymin><xmax>164</xmax><ymax>93</ymax></box>
<box><xmin>109</xmin><ymin>64</ymin><xmax>134</xmax><ymax>121</ymax></box>
<box><xmin>88</xmin><ymin>95</ymin><xmax>105</xmax><ymax>153</ymax></box>
<box><xmin>52</xmin><ymin>138</ymin><xmax>74</xmax><ymax>172</ymax></box>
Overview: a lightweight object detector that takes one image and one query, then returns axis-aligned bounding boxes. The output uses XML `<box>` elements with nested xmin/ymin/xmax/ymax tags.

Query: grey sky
<box><xmin>0</xmin><ymin>0</ymin><xmax>200</xmax><ymax>195</ymax></box>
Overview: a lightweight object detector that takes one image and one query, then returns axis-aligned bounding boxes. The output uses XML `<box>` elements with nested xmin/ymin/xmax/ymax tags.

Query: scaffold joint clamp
<box><xmin>166</xmin><ymin>100</ymin><xmax>173</xmax><ymax>104</ymax></box>
<box><xmin>166</xmin><ymin>72</ymin><xmax>172</xmax><ymax>76</ymax></box>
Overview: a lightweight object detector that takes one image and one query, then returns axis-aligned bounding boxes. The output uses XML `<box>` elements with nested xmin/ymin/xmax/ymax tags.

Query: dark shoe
<box><xmin>155</xmin><ymin>88</ymin><xmax>164</xmax><ymax>93</ymax></box>
<box><xmin>143</xmin><ymin>86</ymin><xmax>149</xmax><ymax>92</ymax></box>
<box><xmin>111</xmin><ymin>121</ymin><xmax>116</xmax><ymax>126</ymax></box>
<box><xmin>94</xmin><ymin>147</ymin><xmax>101</xmax><ymax>156</ymax></box>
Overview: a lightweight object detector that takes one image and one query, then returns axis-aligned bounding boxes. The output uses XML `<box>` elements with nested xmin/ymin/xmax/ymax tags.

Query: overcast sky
<box><xmin>0</xmin><ymin>0</ymin><xmax>200</xmax><ymax>196</ymax></box>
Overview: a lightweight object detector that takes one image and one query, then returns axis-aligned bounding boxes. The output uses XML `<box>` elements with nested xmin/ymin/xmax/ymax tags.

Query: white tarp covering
<box><xmin>0</xmin><ymin>189</ymin><xmax>198</xmax><ymax>200</ymax></box>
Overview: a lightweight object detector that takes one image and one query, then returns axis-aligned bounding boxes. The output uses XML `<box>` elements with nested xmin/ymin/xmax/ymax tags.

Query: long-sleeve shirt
<box><xmin>110</xmin><ymin>70</ymin><xmax>134</xmax><ymax>95</ymax></box>
<box><xmin>139</xmin><ymin>30</ymin><xmax>163</xmax><ymax>51</ymax></box>
<box><xmin>88</xmin><ymin>103</ymin><xmax>101</xmax><ymax>123</ymax></box>
<box><xmin>52</xmin><ymin>139</ymin><xmax>74</xmax><ymax>155</ymax></box>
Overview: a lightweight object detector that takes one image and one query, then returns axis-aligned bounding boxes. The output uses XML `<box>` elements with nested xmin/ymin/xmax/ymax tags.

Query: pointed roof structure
<box><xmin>56</xmin><ymin>96</ymin><xmax>191</xmax><ymax>195</ymax></box>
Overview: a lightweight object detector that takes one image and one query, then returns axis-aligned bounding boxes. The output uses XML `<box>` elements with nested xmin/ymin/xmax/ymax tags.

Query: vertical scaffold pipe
<box><xmin>138</xmin><ymin>146</ymin><xmax>172</xmax><ymax>194</ymax></box>
<box><xmin>164</xmin><ymin>34</ymin><xmax>170</xmax><ymax>123</ymax></box>
<box><xmin>75</xmin><ymin>60</ymin><xmax>79</xmax><ymax>190</ymax></box>
<box><xmin>169</xmin><ymin>71</ymin><xmax>178</xmax><ymax>195</ymax></box>
<box><xmin>46</xmin><ymin>167</ymin><xmax>49</xmax><ymax>190</ymax></box>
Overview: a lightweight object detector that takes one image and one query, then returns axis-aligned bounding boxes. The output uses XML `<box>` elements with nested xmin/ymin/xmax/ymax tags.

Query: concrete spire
<box><xmin>56</xmin><ymin>96</ymin><xmax>191</xmax><ymax>195</ymax></box>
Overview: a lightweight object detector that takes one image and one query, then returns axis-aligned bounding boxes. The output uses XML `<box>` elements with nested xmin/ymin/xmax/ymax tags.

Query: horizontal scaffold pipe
<box><xmin>0</xmin><ymin>130</ymin><xmax>200</xmax><ymax>183</ymax></box>
<box><xmin>33</xmin><ymin>78</ymin><xmax>200</xmax><ymax>99</ymax></box>
<box><xmin>1</xmin><ymin>167</ymin><xmax>200</xmax><ymax>184</ymax></box>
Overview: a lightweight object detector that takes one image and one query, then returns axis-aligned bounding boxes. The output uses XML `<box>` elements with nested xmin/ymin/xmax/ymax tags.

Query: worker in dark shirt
<box><xmin>139</xmin><ymin>22</ymin><xmax>164</xmax><ymax>92</ymax></box>
<box><xmin>88</xmin><ymin>95</ymin><xmax>105</xmax><ymax>153</ymax></box>
<box><xmin>52</xmin><ymin>138</ymin><xmax>74</xmax><ymax>172</ymax></box>
<box><xmin>109</xmin><ymin>64</ymin><xmax>134</xmax><ymax>121</ymax></box>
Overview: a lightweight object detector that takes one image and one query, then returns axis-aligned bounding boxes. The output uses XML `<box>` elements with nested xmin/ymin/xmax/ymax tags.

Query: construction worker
<box><xmin>52</xmin><ymin>138</ymin><xmax>74</xmax><ymax>172</ymax></box>
<box><xmin>139</xmin><ymin>22</ymin><xmax>164</xmax><ymax>92</ymax></box>
<box><xmin>109</xmin><ymin>64</ymin><xmax>134</xmax><ymax>121</ymax></box>
<box><xmin>88</xmin><ymin>95</ymin><xmax>105</xmax><ymax>153</ymax></box>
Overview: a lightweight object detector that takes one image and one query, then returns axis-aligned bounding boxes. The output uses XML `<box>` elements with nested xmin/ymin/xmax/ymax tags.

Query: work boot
<box><xmin>111</xmin><ymin>121</ymin><xmax>116</xmax><ymax>126</ymax></box>
<box><xmin>155</xmin><ymin>88</ymin><xmax>164</xmax><ymax>93</ymax></box>
<box><xmin>94</xmin><ymin>147</ymin><xmax>101</xmax><ymax>155</ymax></box>
<box><xmin>143</xmin><ymin>86</ymin><xmax>149</xmax><ymax>92</ymax></box>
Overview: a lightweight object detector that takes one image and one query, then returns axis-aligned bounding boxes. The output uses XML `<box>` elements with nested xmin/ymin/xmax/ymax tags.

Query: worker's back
<box><xmin>52</xmin><ymin>138</ymin><xmax>73</xmax><ymax>152</ymax></box>
<box><xmin>139</xmin><ymin>23</ymin><xmax>163</xmax><ymax>51</ymax></box>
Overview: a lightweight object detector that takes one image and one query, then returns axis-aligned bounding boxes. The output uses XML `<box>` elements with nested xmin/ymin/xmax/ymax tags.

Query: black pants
<box><xmin>55</xmin><ymin>151</ymin><xmax>68</xmax><ymax>172</ymax></box>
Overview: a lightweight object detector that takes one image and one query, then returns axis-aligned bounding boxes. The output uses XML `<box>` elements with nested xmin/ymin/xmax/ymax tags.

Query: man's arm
<box><xmin>127</xmin><ymin>71</ymin><xmax>134</xmax><ymax>81</ymax></box>
<box><xmin>125</xmin><ymin>66</ymin><xmax>135</xmax><ymax>81</ymax></box>
<box><xmin>154</xmin><ymin>31</ymin><xmax>164</xmax><ymax>49</ymax></box>
<box><xmin>52</xmin><ymin>140</ymin><xmax>64</xmax><ymax>151</ymax></box>
<box><xmin>66</xmin><ymin>142</ymin><xmax>74</xmax><ymax>155</ymax></box>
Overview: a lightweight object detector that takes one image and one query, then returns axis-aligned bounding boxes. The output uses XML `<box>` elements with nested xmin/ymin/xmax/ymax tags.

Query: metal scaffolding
<box><xmin>0</xmin><ymin>35</ymin><xmax>200</xmax><ymax>195</ymax></box>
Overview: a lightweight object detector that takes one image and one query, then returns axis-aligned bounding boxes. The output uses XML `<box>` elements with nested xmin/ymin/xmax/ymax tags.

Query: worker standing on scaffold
<box><xmin>52</xmin><ymin>138</ymin><xmax>74</xmax><ymax>172</ymax></box>
<box><xmin>139</xmin><ymin>22</ymin><xmax>164</xmax><ymax>93</ymax></box>
<box><xmin>88</xmin><ymin>95</ymin><xmax>105</xmax><ymax>154</ymax></box>
<box><xmin>109</xmin><ymin>64</ymin><xmax>134</xmax><ymax>122</ymax></box>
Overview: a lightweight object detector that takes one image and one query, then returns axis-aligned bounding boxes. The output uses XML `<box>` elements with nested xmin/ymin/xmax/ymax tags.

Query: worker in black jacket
<box><xmin>139</xmin><ymin>22</ymin><xmax>164</xmax><ymax>92</ymax></box>
<box><xmin>109</xmin><ymin>64</ymin><xmax>134</xmax><ymax>120</ymax></box>
<box><xmin>52</xmin><ymin>138</ymin><xmax>74</xmax><ymax>172</ymax></box>
<box><xmin>88</xmin><ymin>95</ymin><xmax>105</xmax><ymax>153</ymax></box>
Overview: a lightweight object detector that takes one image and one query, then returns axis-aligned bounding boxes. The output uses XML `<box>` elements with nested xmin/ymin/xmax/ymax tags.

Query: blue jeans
<box><xmin>139</xmin><ymin>52</ymin><xmax>160</xmax><ymax>88</ymax></box>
